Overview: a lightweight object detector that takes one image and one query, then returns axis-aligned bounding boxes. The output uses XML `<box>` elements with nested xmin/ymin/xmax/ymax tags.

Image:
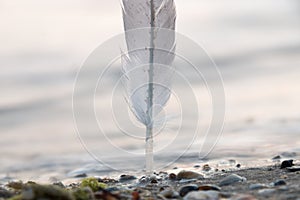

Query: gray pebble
<box><xmin>219</xmin><ymin>174</ymin><xmax>246</xmax><ymax>186</ymax></box>
<box><xmin>119</xmin><ymin>174</ymin><xmax>137</xmax><ymax>182</ymax></box>
<box><xmin>258</xmin><ymin>188</ymin><xmax>276</xmax><ymax>197</ymax></box>
<box><xmin>183</xmin><ymin>190</ymin><xmax>219</xmax><ymax>200</ymax></box>
<box><xmin>160</xmin><ymin>189</ymin><xmax>179</xmax><ymax>198</ymax></box>
<box><xmin>249</xmin><ymin>183</ymin><xmax>267</xmax><ymax>190</ymax></box>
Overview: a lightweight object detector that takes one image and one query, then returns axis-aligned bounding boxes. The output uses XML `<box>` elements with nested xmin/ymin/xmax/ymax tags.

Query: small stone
<box><xmin>179</xmin><ymin>184</ymin><xmax>199</xmax><ymax>197</ymax></box>
<box><xmin>249</xmin><ymin>183</ymin><xmax>267</xmax><ymax>190</ymax></box>
<box><xmin>273</xmin><ymin>179</ymin><xmax>286</xmax><ymax>186</ymax></box>
<box><xmin>138</xmin><ymin>176</ymin><xmax>147</xmax><ymax>184</ymax></box>
<box><xmin>280</xmin><ymin>160</ymin><xmax>293</xmax><ymax>169</ymax></box>
<box><xmin>236</xmin><ymin>164</ymin><xmax>241</xmax><ymax>168</ymax></box>
<box><xmin>258</xmin><ymin>188</ymin><xmax>276</xmax><ymax>197</ymax></box>
<box><xmin>150</xmin><ymin>179</ymin><xmax>158</xmax><ymax>184</ymax></box>
<box><xmin>169</xmin><ymin>173</ymin><xmax>176</xmax><ymax>180</ymax></box>
<box><xmin>173</xmin><ymin>166</ymin><xmax>178</xmax><ymax>169</ymax></box>
<box><xmin>119</xmin><ymin>174</ymin><xmax>137</xmax><ymax>182</ymax></box>
<box><xmin>74</xmin><ymin>173</ymin><xmax>87</xmax><ymax>178</ymax></box>
<box><xmin>219</xmin><ymin>174</ymin><xmax>246</xmax><ymax>186</ymax></box>
<box><xmin>286</xmin><ymin>166</ymin><xmax>300</xmax><ymax>172</ymax></box>
<box><xmin>177</xmin><ymin>170</ymin><xmax>204</xmax><ymax>180</ymax></box>
<box><xmin>194</xmin><ymin>164</ymin><xmax>200</xmax><ymax>168</ymax></box>
<box><xmin>272</xmin><ymin>155</ymin><xmax>281</xmax><ymax>160</ymax></box>
<box><xmin>132</xmin><ymin>191</ymin><xmax>140</xmax><ymax>200</ymax></box>
<box><xmin>183</xmin><ymin>190</ymin><xmax>219</xmax><ymax>200</ymax></box>
<box><xmin>229</xmin><ymin>159</ymin><xmax>236</xmax><ymax>164</ymax></box>
<box><xmin>198</xmin><ymin>184</ymin><xmax>221</xmax><ymax>191</ymax></box>
<box><xmin>202</xmin><ymin>164</ymin><xmax>211</xmax><ymax>171</ymax></box>
<box><xmin>280</xmin><ymin>174</ymin><xmax>288</xmax><ymax>179</ymax></box>
<box><xmin>160</xmin><ymin>189</ymin><xmax>179</xmax><ymax>198</ymax></box>
<box><xmin>231</xmin><ymin>194</ymin><xmax>257</xmax><ymax>200</ymax></box>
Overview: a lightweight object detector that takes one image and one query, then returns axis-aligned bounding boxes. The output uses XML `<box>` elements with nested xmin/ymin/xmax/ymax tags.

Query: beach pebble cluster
<box><xmin>0</xmin><ymin>159</ymin><xmax>299</xmax><ymax>200</ymax></box>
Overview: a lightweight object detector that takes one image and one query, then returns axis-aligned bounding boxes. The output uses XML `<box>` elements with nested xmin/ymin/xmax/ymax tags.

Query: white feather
<box><xmin>121</xmin><ymin>0</ymin><xmax>176</xmax><ymax>126</ymax></box>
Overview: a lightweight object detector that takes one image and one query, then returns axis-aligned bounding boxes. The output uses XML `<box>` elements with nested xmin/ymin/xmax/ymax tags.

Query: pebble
<box><xmin>229</xmin><ymin>159</ymin><xmax>236</xmax><ymax>164</ymax></box>
<box><xmin>272</xmin><ymin>155</ymin><xmax>281</xmax><ymax>160</ymax></box>
<box><xmin>132</xmin><ymin>191</ymin><xmax>140</xmax><ymax>200</ymax></box>
<box><xmin>160</xmin><ymin>189</ymin><xmax>179</xmax><ymax>198</ymax></box>
<box><xmin>194</xmin><ymin>164</ymin><xmax>201</xmax><ymax>168</ymax></box>
<box><xmin>183</xmin><ymin>190</ymin><xmax>219</xmax><ymax>200</ymax></box>
<box><xmin>177</xmin><ymin>170</ymin><xmax>204</xmax><ymax>180</ymax></box>
<box><xmin>280</xmin><ymin>160</ymin><xmax>293</xmax><ymax>169</ymax></box>
<box><xmin>249</xmin><ymin>183</ymin><xmax>267</xmax><ymax>190</ymax></box>
<box><xmin>150</xmin><ymin>179</ymin><xmax>158</xmax><ymax>184</ymax></box>
<box><xmin>272</xmin><ymin>179</ymin><xmax>286</xmax><ymax>186</ymax></box>
<box><xmin>198</xmin><ymin>184</ymin><xmax>221</xmax><ymax>191</ymax></box>
<box><xmin>258</xmin><ymin>188</ymin><xmax>276</xmax><ymax>197</ymax></box>
<box><xmin>286</xmin><ymin>166</ymin><xmax>300</xmax><ymax>172</ymax></box>
<box><xmin>74</xmin><ymin>173</ymin><xmax>87</xmax><ymax>178</ymax></box>
<box><xmin>219</xmin><ymin>174</ymin><xmax>247</xmax><ymax>186</ymax></box>
<box><xmin>230</xmin><ymin>194</ymin><xmax>257</xmax><ymax>200</ymax></box>
<box><xmin>119</xmin><ymin>174</ymin><xmax>137</xmax><ymax>182</ymax></box>
<box><xmin>236</xmin><ymin>164</ymin><xmax>241</xmax><ymax>168</ymax></box>
<box><xmin>168</xmin><ymin>173</ymin><xmax>176</xmax><ymax>180</ymax></box>
<box><xmin>179</xmin><ymin>184</ymin><xmax>199</xmax><ymax>197</ymax></box>
<box><xmin>202</xmin><ymin>164</ymin><xmax>211</xmax><ymax>171</ymax></box>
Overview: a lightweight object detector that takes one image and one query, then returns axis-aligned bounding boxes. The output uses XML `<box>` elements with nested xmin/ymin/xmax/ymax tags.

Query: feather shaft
<box><xmin>145</xmin><ymin>0</ymin><xmax>155</xmax><ymax>174</ymax></box>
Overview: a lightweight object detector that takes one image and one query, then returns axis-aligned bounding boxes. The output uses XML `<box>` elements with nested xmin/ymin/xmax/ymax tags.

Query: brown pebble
<box><xmin>169</xmin><ymin>173</ymin><xmax>176</xmax><ymax>180</ymax></box>
<box><xmin>202</xmin><ymin>164</ymin><xmax>211</xmax><ymax>171</ymax></box>
<box><xmin>132</xmin><ymin>191</ymin><xmax>140</xmax><ymax>200</ymax></box>
<box><xmin>177</xmin><ymin>170</ymin><xmax>204</xmax><ymax>180</ymax></box>
<box><xmin>151</xmin><ymin>179</ymin><xmax>158</xmax><ymax>184</ymax></box>
<box><xmin>198</xmin><ymin>184</ymin><xmax>221</xmax><ymax>191</ymax></box>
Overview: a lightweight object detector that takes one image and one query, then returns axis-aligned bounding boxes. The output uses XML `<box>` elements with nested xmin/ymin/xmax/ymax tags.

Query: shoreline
<box><xmin>1</xmin><ymin>159</ymin><xmax>299</xmax><ymax>200</ymax></box>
